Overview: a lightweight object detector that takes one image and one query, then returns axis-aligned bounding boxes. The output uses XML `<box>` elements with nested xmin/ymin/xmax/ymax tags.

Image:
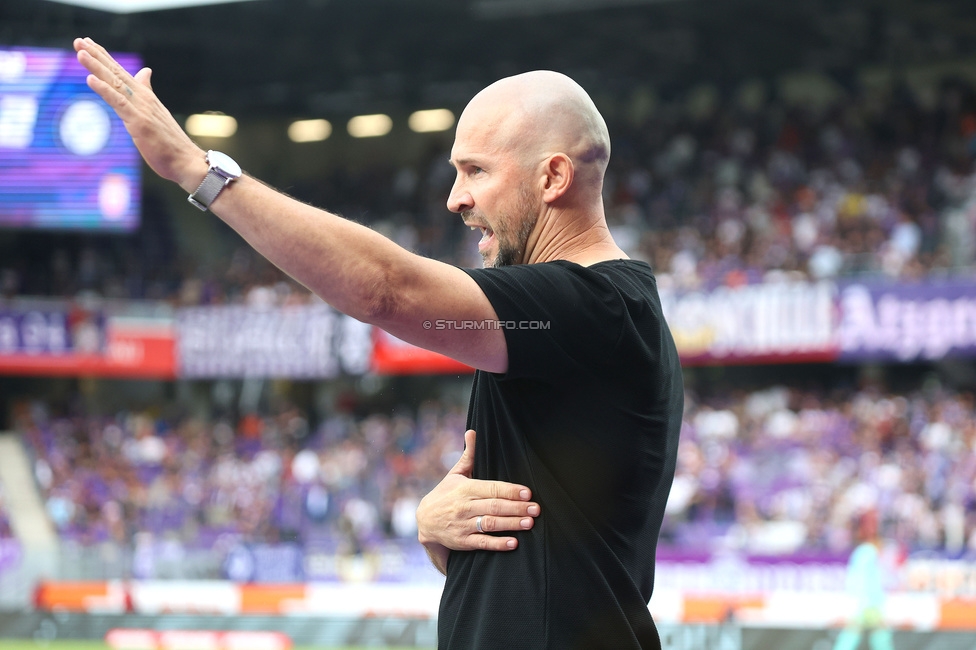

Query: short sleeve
<box><xmin>463</xmin><ymin>261</ymin><xmax>628</xmax><ymax>381</ymax></box>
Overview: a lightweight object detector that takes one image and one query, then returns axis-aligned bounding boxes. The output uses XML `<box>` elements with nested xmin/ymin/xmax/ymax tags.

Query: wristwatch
<box><xmin>187</xmin><ymin>150</ymin><xmax>242</xmax><ymax>211</ymax></box>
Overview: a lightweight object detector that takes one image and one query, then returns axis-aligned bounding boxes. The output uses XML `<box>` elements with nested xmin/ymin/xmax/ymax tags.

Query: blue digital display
<box><xmin>0</xmin><ymin>46</ymin><xmax>141</xmax><ymax>231</ymax></box>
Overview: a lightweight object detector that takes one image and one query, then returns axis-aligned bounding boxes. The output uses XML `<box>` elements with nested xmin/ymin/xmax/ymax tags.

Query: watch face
<box><xmin>207</xmin><ymin>150</ymin><xmax>242</xmax><ymax>178</ymax></box>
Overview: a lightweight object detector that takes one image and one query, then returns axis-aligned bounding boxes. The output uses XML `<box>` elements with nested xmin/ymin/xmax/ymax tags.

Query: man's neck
<box><xmin>526</xmin><ymin>208</ymin><xmax>628</xmax><ymax>267</ymax></box>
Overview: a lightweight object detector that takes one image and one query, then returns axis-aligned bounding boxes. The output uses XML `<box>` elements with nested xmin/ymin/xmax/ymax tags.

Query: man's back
<box><xmin>438</xmin><ymin>260</ymin><xmax>683</xmax><ymax>649</ymax></box>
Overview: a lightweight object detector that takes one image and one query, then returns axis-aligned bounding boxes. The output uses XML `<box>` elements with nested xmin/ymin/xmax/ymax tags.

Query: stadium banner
<box><xmin>0</xmin><ymin>307</ymin><xmax>176</xmax><ymax>378</ymax></box>
<box><xmin>2</xmin><ymin>612</ymin><xmax>976</xmax><ymax>650</ymax></box>
<box><xmin>105</xmin><ymin>629</ymin><xmax>292</xmax><ymax>650</ymax></box>
<box><xmin>30</xmin><ymin>575</ymin><xmax>976</xmax><ymax>630</ymax></box>
<box><xmin>0</xmin><ymin>306</ymin><xmax>106</xmax><ymax>375</ymax></box>
<box><xmin>654</xmin><ymin>550</ymin><xmax>849</xmax><ymax>595</ymax></box>
<box><xmin>300</xmin><ymin>539</ymin><xmax>448</xmax><ymax>584</ymax></box>
<box><xmin>364</xmin><ymin>277</ymin><xmax>976</xmax><ymax>371</ymax></box>
<box><xmin>9</xmin><ymin>276</ymin><xmax>976</xmax><ymax>379</ymax></box>
<box><xmin>0</xmin><ymin>307</ymin><xmax>87</xmax><ymax>354</ymax></box>
<box><xmin>0</xmin><ymin>612</ymin><xmax>440</xmax><ymax>648</ymax></box>
<box><xmin>904</xmin><ymin>555</ymin><xmax>976</xmax><ymax>599</ymax></box>
<box><xmin>657</xmin><ymin>281</ymin><xmax>838</xmax><ymax>364</ymax></box>
<box><xmin>175</xmin><ymin>305</ymin><xmax>371</xmax><ymax>378</ymax></box>
<box><xmin>100</xmin><ymin>316</ymin><xmax>177</xmax><ymax>378</ymax></box>
<box><xmin>369</xmin><ymin>280</ymin><xmax>841</xmax><ymax>371</ymax></box>
<box><xmin>837</xmin><ymin>279</ymin><xmax>976</xmax><ymax>362</ymax></box>
<box><xmin>223</xmin><ymin>543</ymin><xmax>305</xmax><ymax>584</ymax></box>
<box><xmin>658</xmin><ymin>277</ymin><xmax>976</xmax><ymax>365</ymax></box>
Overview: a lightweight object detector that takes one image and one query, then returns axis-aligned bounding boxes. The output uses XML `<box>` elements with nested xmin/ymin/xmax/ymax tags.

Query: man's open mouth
<box><xmin>470</xmin><ymin>224</ymin><xmax>495</xmax><ymax>252</ymax></box>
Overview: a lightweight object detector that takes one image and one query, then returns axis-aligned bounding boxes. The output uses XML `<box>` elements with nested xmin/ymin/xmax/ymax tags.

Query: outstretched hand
<box><xmin>416</xmin><ymin>429</ymin><xmax>540</xmax><ymax>575</ymax></box>
<box><xmin>73</xmin><ymin>37</ymin><xmax>207</xmax><ymax>192</ymax></box>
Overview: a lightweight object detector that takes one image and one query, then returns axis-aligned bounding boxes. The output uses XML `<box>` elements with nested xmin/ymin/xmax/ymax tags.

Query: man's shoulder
<box><xmin>582</xmin><ymin>258</ymin><xmax>656</xmax><ymax>281</ymax></box>
<box><xmin>463</xmin><ymin>260</ymin><xmax>661</xmax><ymax>312</ymax></box>
<box><xmin>464</xmin><ymin>258</ymin><xmax>655</xmax><ymax>283</ymax></box>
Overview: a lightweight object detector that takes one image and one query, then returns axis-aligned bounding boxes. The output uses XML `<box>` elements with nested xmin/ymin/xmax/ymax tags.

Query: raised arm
<box><xmin>73</xmin><ymin>37</ymin><xmax>507</xmax><ymax>373</ymax></box>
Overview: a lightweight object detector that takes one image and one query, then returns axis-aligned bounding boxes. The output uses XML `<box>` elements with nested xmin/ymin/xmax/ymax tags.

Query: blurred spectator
<box><xmin>3</xmin><ymin>68</ymin><xmax>976</xmax><ymax>576</ymax></box>
<box><xmin>659</xmin><ymin>382</ymin><xmax>976</xmax><ymax>556</ymax></box>
<box><xmin>13</xmin><ymin>379</ymin><xmax>976</xmax><ymax>559</ymax></box>
<box><xmin>0</xmin><ymin>484</ymin><xmax>12</xmax><ymax>539</ymax></box>
<box><xmin>0</xmin><ymin>77</ymin><xmax>974</xmax><ymax>305</ymax></box>
<box><xmin>19</xmin><ymin>397</ymin><xmax>469</xmax><ymax>558</ymax></box>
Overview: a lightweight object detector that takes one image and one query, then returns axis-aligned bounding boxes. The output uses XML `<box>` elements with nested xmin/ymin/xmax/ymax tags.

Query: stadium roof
<box><xmin>4</xmin><ymin>0</ymin><xmax>976</xmax><ymax>120</ymax></box>
<box><xmin>40</xmin><ymin>0</ymin><xmax>260</xmax><ymax>14</ymax></box>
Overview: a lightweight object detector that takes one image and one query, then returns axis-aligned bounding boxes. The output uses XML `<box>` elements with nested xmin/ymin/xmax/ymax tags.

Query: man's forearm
<box><xmin>205</xmin><ymin>175</ymin><xmax>421</xmax><ymax>323</ymax></box>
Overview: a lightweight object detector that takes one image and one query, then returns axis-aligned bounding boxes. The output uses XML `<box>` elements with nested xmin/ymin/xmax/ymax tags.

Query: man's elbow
<box><xmin>359</xmin><ymin>284</ymin><xmax>403</xmax><ymax>324</ymax></box>
<box><xmin>351</xmin><ymin>263</ymin><xmax>411</xmax><ymax>325</ymax></box>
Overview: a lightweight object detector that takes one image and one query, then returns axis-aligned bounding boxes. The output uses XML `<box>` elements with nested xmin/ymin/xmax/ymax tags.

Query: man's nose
<box><xmin>447</xmin><ymin>180</ymin><xmax>472</xmax><ymax>214</ymax></box>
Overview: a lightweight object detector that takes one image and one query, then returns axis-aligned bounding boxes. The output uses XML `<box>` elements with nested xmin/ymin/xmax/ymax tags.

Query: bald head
<box><xmin>458</xmin><ymin>71</ymin><xmax>611</xmax><ymax>194</ymax></box>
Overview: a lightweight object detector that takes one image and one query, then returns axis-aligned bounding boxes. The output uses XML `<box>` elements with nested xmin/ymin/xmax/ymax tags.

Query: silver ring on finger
<box><xmin>476</xmin><ymin>515</ymin><xmax>484</xmax><ymax>533</ymax></box>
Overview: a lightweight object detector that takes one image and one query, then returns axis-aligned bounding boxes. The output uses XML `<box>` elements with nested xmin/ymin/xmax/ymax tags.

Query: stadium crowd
<box><xmin>12</xmin><ymin>379</ymin><xmax>976</xmax><ymax>562</ymax></box>
<box><xmin>0</xmin><ymin>488</ymin><xmax>11</xmax><ymax>540</ymax></box>
<box><xmin>1</xmin><ymin>77</ymin><xmax>975</xmax><ymax>305</ymax></box>
<box><xmin>1</xmin><ymin>65</ymin><xmax>975</xmax><ymax>579</ymax></box>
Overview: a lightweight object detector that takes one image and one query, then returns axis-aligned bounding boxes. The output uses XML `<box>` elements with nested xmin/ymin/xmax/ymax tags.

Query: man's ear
<box><xmin>541</xmin><ymin>153</ymin><xmax>574</xmax><ymax>202</ymax></box>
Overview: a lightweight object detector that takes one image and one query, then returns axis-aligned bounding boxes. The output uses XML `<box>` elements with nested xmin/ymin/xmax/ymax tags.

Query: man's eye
<box><xmin>471</xmin><ymin>167</ymin><xmax>484</xmax><ymax>175</ymax></box>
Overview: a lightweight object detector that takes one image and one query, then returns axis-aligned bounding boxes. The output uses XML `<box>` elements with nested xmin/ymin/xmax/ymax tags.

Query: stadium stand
<box><xmin>1</xmin><ymin>78</ymin><xmax>974</xmax><ymax>303</ymax></box>
<box><xmin>0</xmin><ymin>4</ymin><xmax>975</xmax><ymax>643</ymax></box>
<box><xmin>10</xmin><ymin>377</ymin><xmax>975</xmax><ymax>569</ymax></box>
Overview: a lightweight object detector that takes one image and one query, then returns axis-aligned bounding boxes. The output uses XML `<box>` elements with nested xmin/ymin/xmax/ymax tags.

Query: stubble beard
<box><xmin>483</xmin><ymin>184</ymin><xmax>539</xmax><ymax>268</ymax></box>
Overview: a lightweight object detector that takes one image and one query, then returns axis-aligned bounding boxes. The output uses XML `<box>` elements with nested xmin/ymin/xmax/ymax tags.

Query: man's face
<box><xmin>447</xmin><ymin>107</ymin><xmax>540</xmax><ymax>268</ymax></box>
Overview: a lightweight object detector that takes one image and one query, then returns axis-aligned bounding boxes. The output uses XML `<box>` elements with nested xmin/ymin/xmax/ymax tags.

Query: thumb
<box><xmin>134</xmin><ymin>67</ymin><xmax>153</xmax><ymax>89</ymax></box>
<box><xmin>449</xmin><ymin>429</ymin><xmax>477</xmax><ymax>478</ymax></box>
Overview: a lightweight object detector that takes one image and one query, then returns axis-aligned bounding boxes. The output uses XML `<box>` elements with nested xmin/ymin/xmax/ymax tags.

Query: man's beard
<box><xmin>484</xmin><ymin>184</ymin><xmax>538</xmax><ymax>268</ymax></box>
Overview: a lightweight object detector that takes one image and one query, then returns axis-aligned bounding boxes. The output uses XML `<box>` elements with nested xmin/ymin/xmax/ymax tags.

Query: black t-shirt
<box><xmin>438</xmin><ymin>259</ymin><xmax>683</xmax><ymax>650</ymax></box>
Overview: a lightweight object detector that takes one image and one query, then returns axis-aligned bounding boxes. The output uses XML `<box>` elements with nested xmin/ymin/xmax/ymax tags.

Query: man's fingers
<box><xmin>476</xmin><ymin>514</ymin><xmax>535</xmax><ymax>534</ymax></box>
<box><xmin>459</xmin><ymin>498</ymin><xmax>538</xmax><ymax>521</ymax></box>
<box><xmin>76</xmin><ymin>40</ymin><xmax>118</xmax><ymax>79</ymax></box>
<box><xmin>76</xmin><ymin>49</ymin><xmax>109</xmax><ymax>83</ymax></box>
<box><xmin>81</xmin><ymin>37</ymin><xmax>127</xmax><ymax>76</ymax></box>
<box><xmin>76</xmin><ymin>38</ymin><xmax>137</xmax><ymax>98</ymax></box>
<box><xmin>134</xmin><ymin>67</ymin><xmax>153</xmax><ymax>89</ymax></box>
<box><xmin>475</xmin><ymin>536</ymin><xmax>519</xmax><ymax>552</ymax></box>
<box><xmin>477</xmin><ymin>480</ymin><xmax>533</xmax><ymax>503</ymax></box>
<box><xmin>420</xmin><ymin>429</ymin><xmax>539</xmax><ymax>557</ymax></box>
<box><xmin>77</xmin><ymin>51</ymin><xmax>124</xmax><ymax>104</ymax></box>
<box><xmin>477</xmin><ymin>497</ymin><xmax>540</xmax><ymax>518</ymax></box>
<box><xmin>449</xmin><ymin>429</ymin><xmax>477</xmax><ymax>477</ymax></box>
<box><xmin>82</xmin><ymin>71</ymin><xmax>123</xmax><ymax>108</ymax></box>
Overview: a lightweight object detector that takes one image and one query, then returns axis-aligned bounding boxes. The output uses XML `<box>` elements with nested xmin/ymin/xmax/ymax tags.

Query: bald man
<box><xmin>75</xmin><ymin>38</ymin><xmax>683</xmax><ymax>649</ymax></box>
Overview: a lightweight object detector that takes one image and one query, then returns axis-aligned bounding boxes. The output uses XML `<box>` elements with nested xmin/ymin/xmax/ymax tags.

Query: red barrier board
<box><xmin>371</xmin><ymin>328</ymin><xmax>473</xmax><ymax>375</ymax></box>
<box><xmin>0</xmin><ymin>316</ymin><xmax>176</xmax><ymax>379</ymax></box>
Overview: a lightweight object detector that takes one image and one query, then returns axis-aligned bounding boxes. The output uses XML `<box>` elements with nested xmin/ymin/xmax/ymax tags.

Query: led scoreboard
<box><xmin>0</xmin><ymin>46</ymin><xmax>142</xmax><ymax>231</ymax></box>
